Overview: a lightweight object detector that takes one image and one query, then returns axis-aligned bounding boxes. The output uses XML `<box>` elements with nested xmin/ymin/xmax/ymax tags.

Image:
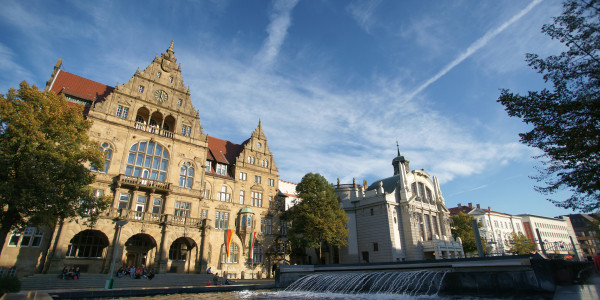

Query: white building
<box><xmin>335</xmin><ymin>150</ymin><xmax>464</xmax><ymax>263</ymax></box>
<box><xmin>278</xmin><ymin>180</ymin><xmax>300</xmax><ymax>211</ymax></box>
<box><xmin>450</xmin><ymin>203</ymin><xmax>526</xmax><ymax>255</ymax></box>
<box><xmin>519</xmin><ymin>214</ymin><xmax>584</xmax><ymax>260</ymax></box>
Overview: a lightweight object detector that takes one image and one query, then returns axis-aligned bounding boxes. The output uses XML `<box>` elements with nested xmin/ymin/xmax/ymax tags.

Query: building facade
<box><xmin>519</xmin><ymin>214</ymin><xmax>584</xmax><ymax>260</ymax></box>
<box><xmin>334</xmin><ymin>150</ymin><xmax>464</xmax><ymax>263</ymax></box>
<box><xmin>0</xmin><ymin>42</ymin><xmax>285</xmax><ymax>278</ymax></box>
<box><xmin>564</xmin><ymin>214</ymin><xmax>600</xmax><ymax>261</ymax></box>
<box><xmin>449</xmin><ymin>203</ymin><xmax>526</xmax><ymax>255</ymax></box>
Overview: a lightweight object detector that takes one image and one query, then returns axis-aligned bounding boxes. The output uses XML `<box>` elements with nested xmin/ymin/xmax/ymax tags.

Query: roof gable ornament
<box><xmin>392</xmin><ymin>141</ymin><xmax>410</xmax><ymax>175</ymax></box>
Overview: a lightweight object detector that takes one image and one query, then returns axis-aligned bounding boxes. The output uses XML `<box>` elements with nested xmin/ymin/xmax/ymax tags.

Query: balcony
<box><xmin>101</xmin><ymin>207</ymin><xmax>205</xmax><ymax>228</ymax></box>
<box><xmin>117</xmin><ymin>174</ymin><xmax>171</xmax><ymax>193</ymax></box>
<box><xmin>134</xmin><ymin>122</ymin><xmax>174</xmax><ymax>138</ymax></box>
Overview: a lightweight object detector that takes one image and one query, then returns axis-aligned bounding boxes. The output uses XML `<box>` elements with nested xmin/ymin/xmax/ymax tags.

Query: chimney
<box><xmin>457</xmin><ymin>203</ymin><xmax>462</xmax><ymax>208</ymax></box>
<box><xmin>468</xmin><ymin>203</ymin><xmax>473</xmax><ymax>208</ymax></box>
<box><xmin>476</xmin><ymin>204</ymin><xmax>481</xmax><ymax>209</ymax></box>
<box><xmin>488</xmin><ymin>206</ymin><xmax>492</xmax><ymax>212</ymax></box>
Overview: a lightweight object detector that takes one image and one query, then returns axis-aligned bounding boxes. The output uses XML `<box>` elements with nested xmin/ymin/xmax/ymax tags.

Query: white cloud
<box><xmin>254</xmin><ymin>0</ymin><xmax>300</xmax><ymax>69</ymax></box>
<box><xmin>347</xmin><ymin>0</ymin><xmax>382</xmax><ymax>34</ymax></box>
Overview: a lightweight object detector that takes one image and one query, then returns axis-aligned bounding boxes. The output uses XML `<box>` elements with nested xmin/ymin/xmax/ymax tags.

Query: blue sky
<box><xmin>0</xmin><ymin>0</ymin><xmax>578</xmax><ymax>217</ymax></box>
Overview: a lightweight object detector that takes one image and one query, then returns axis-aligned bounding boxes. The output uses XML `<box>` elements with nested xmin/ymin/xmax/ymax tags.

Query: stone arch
<box><xmin>123</xmin><ymin>233</ymin><xmax>158</xmax><ymax>268</ymax></box>
<box><xmin>65</xmin><ymin>230</ymin><xmax>109</xmax><ymax>259</ymax></box>
<box><xmin>164</xmin><ymin>115</ymin><xmax>176</xmax><ymax>132</ymax></box>
<box><xmin>124</xmin><ymin>140</ymin><xmax>170</xmax><ymax>182</ymax></box>
<box><xmin>135</xmin><ymin>107</ymin><xmax>151</xmax><ymax>124</ymax></box>
<box><xmin>168</xmin><ymin>237</ymin><xmax>198</xmax><ymax>273</ymax></box>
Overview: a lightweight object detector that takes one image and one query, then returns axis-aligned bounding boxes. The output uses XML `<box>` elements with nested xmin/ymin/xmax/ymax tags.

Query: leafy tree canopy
<box><xmin>451</xmin><ymin>212</ymin><xmax>480</xmax><ymax>254</ymax></box>
<box><xmin>497</xmin><ymin>0</ymin><xmax>600</xmax><ymax>212</ymax></box>
<box><xmin>0</xmin><ymin>82</ymin><xmax>109</xmax><ymax>256</ymax></box>
<box><xmin>505</xmin><ymin>232</ymin><xmax>537</xmax><ymax>255</ymax></box>
<box><xmin>285</xmin><ymin>173</ymin><xmax>348</xmax><ymax>264</ymax></box>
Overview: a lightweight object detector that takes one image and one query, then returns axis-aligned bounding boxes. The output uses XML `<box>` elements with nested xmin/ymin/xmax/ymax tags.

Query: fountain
<box><xmin>285</xmin><ymin>270</ymin><xmax>448</xmax><ymax>297</ymax></box>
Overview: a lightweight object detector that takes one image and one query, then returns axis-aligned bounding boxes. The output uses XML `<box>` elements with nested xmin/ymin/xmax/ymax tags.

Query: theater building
<box><xmin>0</xmin><ymin>42</ymin><xmax>284</xmax><ymax>278</ymax></box>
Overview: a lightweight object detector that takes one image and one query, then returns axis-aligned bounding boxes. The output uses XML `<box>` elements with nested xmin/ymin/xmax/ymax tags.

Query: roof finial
<box><xmin>168</xmin><ymin>40</ymin><xmax>174</xmax><ymax>52</ymax></box>
<box><xmin>396</xmin><ymin>140</ymin><xmax>400</xmax><ymax>156</ymax></box>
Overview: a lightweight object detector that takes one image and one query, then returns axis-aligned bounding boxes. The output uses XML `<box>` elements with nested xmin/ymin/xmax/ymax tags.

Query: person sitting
<box><xmin>206</xmin><ymin>267</ymin><xmax>212</xmax><ymax>274</ymax></box>
<box><xmin>66</xmin><ymin>267</ymin><xmax>75</xmax><ymax>279</ymax></box>
<box><xmin>73</xmin><ymin>267</ymin><xmax>80</xmax><ymax>280</ymax></box>
<box><xmin>147</xmin><ymin>269</ymin><xmax>155</xmax><ymax>280</ymax></box>
<box><xmin>116</xmin><ymin>267</ymin><xmax>125</xmax><ymax>278</ymax></box>
<box><xmin>129</xmin><ymin>266</ymin><xmax>136</xmax><ymax>278</ymax></box>
<box><xmin>134</xmin><ymin>266</ymin><xmax>142</xmax><ymax>279</ymax></box>
<box><xmin>212</xmin><ymin>273</ymin><xmax>220</xmax><ymax>285</ymax></box>
<box><xmin>58</xmin><ymin>267</ymin><xmax>68</xmax><ymax>279</ymax></box>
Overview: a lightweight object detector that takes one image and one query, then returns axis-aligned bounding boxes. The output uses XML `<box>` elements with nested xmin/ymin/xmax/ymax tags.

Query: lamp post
<box><xmin>106</xmin><ymin>220</ymin><xmax>127</xmax><ymax>289</ymax></box>
<box><xmin>281</xmin><ymin>237</ymin><xmax>288</xmax><ymax>265</ymax></box>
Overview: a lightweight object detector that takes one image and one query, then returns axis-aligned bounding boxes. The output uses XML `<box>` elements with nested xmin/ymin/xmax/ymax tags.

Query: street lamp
<box><xmin>106</xmin><ymin>220</ymin><xmax>127</xmax><ymax>289</ymax></box>
<box><xmin>281</xmin><ymin>237</ymin><xmax>288</xmax><ymax>265</ymax></box>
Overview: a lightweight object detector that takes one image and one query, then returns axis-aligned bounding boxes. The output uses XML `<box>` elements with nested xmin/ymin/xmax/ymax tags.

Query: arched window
<box><xmin>66</xmin><ymin>230</ymin><xmax>108</xmax><ymax>258</ymax></box>
<box><xmin>179</xmin><ymin>162</ymin><xmax>194</xmax><ymax>188</ymax></box>
<box><xmin>253</xmin><ymin>245</ymin><xmax>263</xmax><ymax>264</ymax></box>
<box><xmin>169</xmin><ymin>238</ymin><xmax>193</xmax><ymax>261</ymax></box>
<box><xmin>91</xmin><ymin>142</ymin><xmax>112</xmax><ymax>173</ymax></box>
<box><xmin>125</xmin><ymin>141</ymin><xmax>169</xmax><ymax>181</ymax></box>
<box><xmin>221</xmin><ymin>243</ymin><xmax>239</xmax><ymax>263</ymax></box>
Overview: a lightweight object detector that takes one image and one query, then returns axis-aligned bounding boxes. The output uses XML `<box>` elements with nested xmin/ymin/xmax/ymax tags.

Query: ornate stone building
<box><xmin>0</xmin><ymin>42</ymin><xmax>284</xmax><ymax>278</ymax></box>
<box><xmin>334</xmin><ymin>148</ymin><xmax>464</xmax><ymax>263</ymax></box>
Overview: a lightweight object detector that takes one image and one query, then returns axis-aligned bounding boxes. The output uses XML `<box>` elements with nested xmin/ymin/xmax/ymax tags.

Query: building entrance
<box><xmin>124</xmin><ymin>234</ymin><xmax>157</xmax><ymax>268</ymax></box>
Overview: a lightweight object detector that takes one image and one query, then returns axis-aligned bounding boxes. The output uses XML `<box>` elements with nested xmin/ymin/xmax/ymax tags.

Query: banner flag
<box><xmin>225</xmin><ymin>229</ymin><xmax>233</xmax><ymax>258</ymax></box>
<box><xmin>248</xmin><ymin>232</ymin><xmax>256</xmax><ymax>260</ymax></box>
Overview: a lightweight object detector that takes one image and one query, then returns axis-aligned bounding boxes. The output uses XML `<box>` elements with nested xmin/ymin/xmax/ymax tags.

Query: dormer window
<box><xmin>216</xmin><ymin>163</ymin><xmax>227</xmax><ymax>176</ymax></box>
<box><xmin>205</xmin><ymin>161</ymin><xmax>212</xmax><ymax>172</ymax></box>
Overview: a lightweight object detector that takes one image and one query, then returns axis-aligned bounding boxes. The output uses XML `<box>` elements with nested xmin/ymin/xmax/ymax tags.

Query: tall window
<box><xmin>268</xmin><ymin>179</ymin><xmax>275</xmax><ymax>186</ymax></box>
<box><xmin>418</xmin><ymin>183</ymin><xmax>425</xmax><ymax>199</ymax></box>
<box><xmin>203</xmin><ymin>182</ymin><xmax>211</xmax><ymax>199</ymax></box>
<box><xmin>248</xmin><ymin>156</ymin><xmax>255</xmax><ymax>164</ymax></box>
<box><xmin>116</xmin><ymin>105</ymin><xmax>129</xmax><ymax>119</ymax></box>
<box><xmin>269</xmin><ymin>196</ymin><xmax>274</xmax><ymax>208</ymax></box>
<box><xmin>124</xmin><ymin>141</ymin><xmax>169</xmax><ymax>182</ymax></box>
<box><xmin>239</xmin><ymin>172</ymin><xmax>247</xmax><ymax>180</ymax></box>
<box><xmin>66</xmin><ymin>230</ymin><xmax>108</xmax><ymax>258</ymax></box>
<box><xmin>118</xmin><ymin>193</ymin><xmax>130</xmax><ymax>209</ymax></box>
<box><xmin>241</xmin><ymin>214</ymin><xmax>252</xmax><ymax>228</ymax></box>
<box><xmin>251</xmin><ymin>192</ymin><xmax>263</xmax><ymax>207</ymax></box>
<box><xmin>215</xmin><ymin>212</ymin><xmax>229</xmax><ymax>230</ymax></box>
<box><xmin>253</xmin><ymin>246</ymin><xmax>264</xmax><ymax>263</ymax></box>
<box><xmin>152</xmin><ymin>198</ymin><xmax>162</xmax><ymax>214</ymax></box>
<box><xmin>281</xmin><ymin>220</ymin><xmax>289</xmax><ymax>235</ymax></box>
<box><xmin>221</xmin><ymin>243</ymin><xmax>239</xmax><ymax>263</ymax></box>
<box><xmin>254</xmin><ymin>175</ymin><xmax>261</xmax><ymax>184</ymax></box>
<box><xmin>261</xmin><ymin>218</ymin><xmax>272</xmax><ymax>234</ymax></box>
<box><xmin>240</xmin><ymin>190</ymin><xmax>245</xmax><ymax>204</ymax></box>
<box><xmin>262</xmin><ymin>160</ymin><xmax>268</xmax><ymax>168</ymax></box>
<box><xmin>201</xmin><ymin>209</ymin><xmax>208</xmax><ymax>219</ymax></box>
<box><xmin>217</xmin><ymin>186</ymin><xmax>230</xmax><ymax>202</ymax></box>
<box><xmin>91</xmin><ymin>142</ymin><xmax>112</xmax><ymax>173</ymax></box>
<box><xmin>179</xmin><ymin>162</ymin><xmax>194</xmax><ymax>188</ymax></box>
<box><xmin>174</xmin><ymin>201</ymin><xmax>191</xmax><ymax>219</ymax></box>
<box><xmin>426</xmin><ymin>188</ymin><xmax>433</xmax><ymax>204</ymax></box>
<box><xmin>181</xmin><ymin>125</ymin><xmax>191</xmax><ymax>136</ymax></box>
<box><xmin>216</xmin><ymin>163</ymin><xmax>227</xmax><ymax>176</ymax></box>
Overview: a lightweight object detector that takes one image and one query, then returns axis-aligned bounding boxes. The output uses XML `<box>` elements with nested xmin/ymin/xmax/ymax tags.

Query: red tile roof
<box><xmin>449</xmin><ymin>206</ymin><xmax>473</xmax><ymax>215</ymax></box>
<box><xmin>206</xmin><ymin>135</ymin><xmax>243</xmax><ymax>166</ymax></box>
<box><xmin>50</xmin><ymin>70</ymin><xmax>114</xmax><ymax>102</ymax></box>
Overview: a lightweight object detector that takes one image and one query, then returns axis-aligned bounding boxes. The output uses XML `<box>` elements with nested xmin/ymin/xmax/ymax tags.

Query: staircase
<box><xmin>20</xmin><ymin>273</ymin><xmax>215</xmax><ymax>291</ymax></box>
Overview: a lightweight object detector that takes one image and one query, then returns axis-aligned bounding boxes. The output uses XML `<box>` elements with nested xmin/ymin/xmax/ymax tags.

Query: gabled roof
<box><xmin>206</xmin><ymin>136</ymin><xmax>243</xmax><ymax>165</ymax></box>
<box><xmin>50</xmin><ymin>70</ymin><xmax>114</xmax><ymax>102</ymax></box>
<box><xmin>449</xmin><ymin>206</ymin><xmax>473</xmax><ymax>215</ymax></box>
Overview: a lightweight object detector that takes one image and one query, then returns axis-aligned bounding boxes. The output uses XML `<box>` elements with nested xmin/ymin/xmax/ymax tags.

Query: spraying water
<box><xmin>284</xmin><ymin>270</ymin><xmax>449</xmax><ymax>297</ymax></box>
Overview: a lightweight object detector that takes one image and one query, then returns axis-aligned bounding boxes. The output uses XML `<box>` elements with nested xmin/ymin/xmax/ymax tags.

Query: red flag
<box><xmin>248</xmin><ymin>232</ymin><xmax>256</xmax><ymax>260</ymax></box>
<box><xmin>225</xmin><ymin>229</ymin><xmax>233</xmax><ymax>258</ymax></box>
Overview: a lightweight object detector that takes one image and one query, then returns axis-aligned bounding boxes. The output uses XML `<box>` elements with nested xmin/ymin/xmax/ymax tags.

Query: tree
<box><xmin>450</xmin><ymin>212</ymin><xmax>480</xmax><ymax>254</ymax></box>
<box><xmin>0</xmin><ymin>82</ymin><xmax>109</xmax><ymax>256</ymax></box>
<box><xmin>497</xmin><ymin>0</ymin><xmax>600</xmax><ymax>212</ymax></box>
<box><xmin>285</xmin><ymin>173</ymin><xmax>348</xmax><ymax>264</ymax></box>
<box><xmin>505</xmin><ymin>232</ymin><xmax>537</xmax><ymax>255</ymax></box>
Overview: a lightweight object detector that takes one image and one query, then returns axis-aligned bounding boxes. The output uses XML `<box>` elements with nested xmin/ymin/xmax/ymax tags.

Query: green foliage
<box><xmin>285</xmin><ymin>173</ymin><xmax>349</xmax><ymax>263</ymax></box>
<box><xmin>497</xmin><ymin>0</ymin><xmax>600</xmax><ymax>212</ymax></box>
<box><xmin>0</xmin><ymin>82</ymin><xmax>108</xmax><ymax>255</ymax></box>
<box><xmin>0</xmin><ymin>276</ymin><xmax>21</xmax><ymax>295</ymax></box>
<box><xmin>451</xmin><ymin>212</ymin><xmax>480</xmax><ymax>254</ymax></box>
<box><xmin>505</xmin><ymin>232</ymin><xmax>537</xmax><ymax>255</ymax></box>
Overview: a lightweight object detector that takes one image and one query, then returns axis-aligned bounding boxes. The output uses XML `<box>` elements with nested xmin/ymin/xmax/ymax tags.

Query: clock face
<box><xmin>154</xmin><ymin>90</ymin><xmax>168</xmax><ymax>102</ymax></box>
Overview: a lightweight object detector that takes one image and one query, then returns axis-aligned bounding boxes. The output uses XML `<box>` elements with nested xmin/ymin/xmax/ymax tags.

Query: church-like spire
<box><xmin>167</xmin><ymin>40</ymin><xmax>174</xmax><ymax>55</ymax></box>
<box><xmin>392</xmin><ymin>142</ymin><xmax>409</xmax><ymax>175</ymax></box>
<box><xmin>396</xmin><ymin>140</ymin><xmax>401</xmax><ymax>156</ymax></box>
